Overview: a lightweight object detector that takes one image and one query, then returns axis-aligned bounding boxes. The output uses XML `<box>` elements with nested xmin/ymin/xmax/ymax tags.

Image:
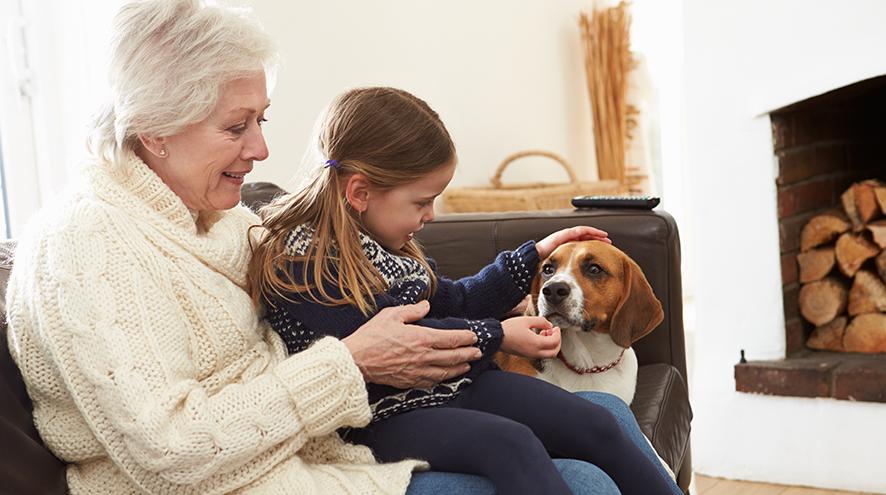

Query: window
<box><xmin>1</xmin><ymin>0</ymin><xmax>43</xmax><ymax>236</ymax></box>
<box><xmin>1</xmin><ymin>0</ymin><xmax>119</xmax><ymax>236</ymax></box>
<box><xmin>0</xmin><ymin>139</ymin><xmax>9</xmax><ymax>237</ymax></box>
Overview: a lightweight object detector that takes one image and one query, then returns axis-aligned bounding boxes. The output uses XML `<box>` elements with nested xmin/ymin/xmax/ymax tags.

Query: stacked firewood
<box><xmin>800</xmin><ymin>179</ymin><xmax>886</xmax><ymax>353</ymax></box>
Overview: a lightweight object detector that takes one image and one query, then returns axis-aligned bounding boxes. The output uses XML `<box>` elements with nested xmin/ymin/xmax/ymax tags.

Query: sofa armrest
<box><xmin>631</xmin><ymin>363</ymin><xmax>692</xmax><ymax>474</ymax></box>
<box><xmin>1</xmin><ymin>241</ymin><xmax>68</xmax><ymax>494</ymax></box>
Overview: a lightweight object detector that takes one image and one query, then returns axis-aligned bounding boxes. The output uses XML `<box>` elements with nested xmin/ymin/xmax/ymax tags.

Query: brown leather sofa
<box><xmin>0</xmin><ymin>183</ymin><xmax>692</xmax><ymax>493</ymax></box>
<box><xmin>414</xmin><ymin>207</ymin><xmax>693</xmax><ymax>492</ymax></box>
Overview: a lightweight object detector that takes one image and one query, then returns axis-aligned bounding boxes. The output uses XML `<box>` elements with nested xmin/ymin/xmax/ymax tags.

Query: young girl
<box><xmin>249</xmin><ymin>87</ymin><xmax>680</xmax><ymax>495</ymax></box>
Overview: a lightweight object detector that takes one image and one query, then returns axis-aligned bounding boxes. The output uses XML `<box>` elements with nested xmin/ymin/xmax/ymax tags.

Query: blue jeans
<box><xmin>406</xmin><ymin>391</ymin><xmax>680</xmax><ymax>495</ymax></box>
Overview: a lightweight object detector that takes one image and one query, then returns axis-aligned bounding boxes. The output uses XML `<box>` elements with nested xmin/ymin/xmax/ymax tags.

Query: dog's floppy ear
<box><xmin>608</xmin><ymin>256</ymin><xmax>664</xmax><ymax>348</ymax></box>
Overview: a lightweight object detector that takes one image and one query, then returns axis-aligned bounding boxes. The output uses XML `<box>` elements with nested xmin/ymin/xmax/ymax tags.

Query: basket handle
<box><xmin>490</xmin><ymin>150</ymin><xmax>578</xmax><ymax>188</ymax></box>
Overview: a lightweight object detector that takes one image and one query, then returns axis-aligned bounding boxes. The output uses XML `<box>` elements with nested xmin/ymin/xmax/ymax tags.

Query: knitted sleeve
<box><xmin>415</xmin><ymin>317</ymin><xmax>504</xmax><ymax>357</ymax></box>
<box><xmin>269</xmin><ymin>289</ymin><xmax>505</xmax><ymax>358</ymax></box>
<box><xmin>6</xmin><ymin>216</ymin><xmax>371</xmax><ymax>485</ymax></box>
<box><xmin>427</xmin><ymin>240</ymin><xmax>540</xmax><ymax>320</ymax></box>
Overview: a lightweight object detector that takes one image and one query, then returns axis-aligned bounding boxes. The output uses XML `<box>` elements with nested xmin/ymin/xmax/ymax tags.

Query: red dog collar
<box><xmin>557</xmin><ymin>349</ymin><xmax>625</xmax><ymax>374</ymax></box>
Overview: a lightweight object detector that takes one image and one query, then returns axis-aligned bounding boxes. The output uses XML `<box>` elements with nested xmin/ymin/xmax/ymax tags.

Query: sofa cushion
<box><xmin>1</xmin><ymin>240</ymin><xmax>68</xmax><ymax>494</ymax></box>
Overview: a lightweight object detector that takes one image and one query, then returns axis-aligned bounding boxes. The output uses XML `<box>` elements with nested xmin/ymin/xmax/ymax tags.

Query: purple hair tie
<box><xmin>324</xmin><ymin>159</ymin><xmax>340</xmax><ymax>169</ymax></box>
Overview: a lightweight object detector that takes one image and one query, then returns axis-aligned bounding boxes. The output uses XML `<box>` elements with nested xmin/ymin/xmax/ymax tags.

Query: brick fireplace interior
<box><xmin>735</xmin><ymin>75</ymin><xmax>886</xmax><ymax>402</ymax></box>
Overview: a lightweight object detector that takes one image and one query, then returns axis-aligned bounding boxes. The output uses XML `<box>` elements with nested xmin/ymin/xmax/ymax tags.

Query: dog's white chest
<box><xmin>537</xmin><ymin>330</ymin><xmax>639</xmax><ymax>404</ymax></box>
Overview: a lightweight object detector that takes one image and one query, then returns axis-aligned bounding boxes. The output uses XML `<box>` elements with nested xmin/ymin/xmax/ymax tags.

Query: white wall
<box><xmin>4</xmin><ymin>0</ymin><xmax>688</xmax><ymax>233</ymax></box>
<box><xmin>9</xmin><ymin>0</ymin><xmax>655</xmax><ymax>232</ymax></box>
<box><xmin>684</xmin><ymin>1</ymin><xmax>886</xmax><ymax>492</ymax></box>
<box><xmin>244</xmin><ymin>0</ymin><xmax>691</xmax><ymax>266</ymax></box>
<box><xmin>244</xmin><ymin>0</ymin><xmax>600</xmax><ymax>192</ymax></box>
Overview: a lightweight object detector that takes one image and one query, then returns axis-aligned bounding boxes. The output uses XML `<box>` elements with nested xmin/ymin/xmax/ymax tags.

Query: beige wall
<box><xmin>5</xmin><ymin>0</ymin><xmax>684</xmax><ymax>233</ymax></box>
<box><xmin>243</xmin><ymin>0</ymin><xmax>598</xmax><ymax>192</ymax></box>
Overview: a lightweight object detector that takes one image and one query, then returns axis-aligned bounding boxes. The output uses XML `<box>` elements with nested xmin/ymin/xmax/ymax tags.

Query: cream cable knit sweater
<box><xmin>5</xmin><ymin>151</ymin><xmax>424</xmax><ymax>494</ymax></box>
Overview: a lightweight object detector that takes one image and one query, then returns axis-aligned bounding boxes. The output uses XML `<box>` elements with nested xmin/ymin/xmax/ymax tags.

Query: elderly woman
<box><xmin>5</xmin><ymin>1</ymin><xmax>672</xmax><ymax>494</ymax></box>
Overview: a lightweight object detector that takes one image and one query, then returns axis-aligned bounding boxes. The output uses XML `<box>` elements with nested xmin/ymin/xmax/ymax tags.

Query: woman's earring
<box><xmin>159</xmin><ymin>148</ymin><xmax>167</xmax><ymax>157</ymax></box>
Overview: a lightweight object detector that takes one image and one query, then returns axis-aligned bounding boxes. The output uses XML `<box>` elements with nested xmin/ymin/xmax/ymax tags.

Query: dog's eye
<box><xmin>586</xmin><ymin>264</ymin><xmax>603</xmax><ymax>275</ymax></box>
<box><xmin>541</xmin><ymin>264</ymin><xmax>555</xmax><ymax>277</ymax></box>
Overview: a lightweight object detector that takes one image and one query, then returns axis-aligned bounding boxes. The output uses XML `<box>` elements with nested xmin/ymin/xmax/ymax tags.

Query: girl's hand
<box><xmin>536</xmin><ymin>226</ymin><xmax>610</xmax><ymax>260</ymax></box>
<box><xmin>500</xmin><ymin>316</ymin><xmax>561</xmax><ymax>359</ymax></box>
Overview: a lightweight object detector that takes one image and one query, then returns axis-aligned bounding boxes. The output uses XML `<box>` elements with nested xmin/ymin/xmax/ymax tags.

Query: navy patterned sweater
<box><xmin>265</xmin><ymin>224</ymin><xmax>540</xmax><ymax>422</ymax></box>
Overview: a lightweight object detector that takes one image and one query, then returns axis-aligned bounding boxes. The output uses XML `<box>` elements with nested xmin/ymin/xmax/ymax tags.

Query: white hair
<box><xmin>89</xmin><ymin>0</ymin><xmax>278</xmax><ymax>165</ymax></box>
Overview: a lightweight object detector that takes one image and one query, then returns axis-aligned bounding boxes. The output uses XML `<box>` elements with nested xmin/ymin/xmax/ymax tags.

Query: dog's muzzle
<box><xmin>539</xmin><ymin>278</ymin><xmax>587</xmax><ymax>329</ymax></box>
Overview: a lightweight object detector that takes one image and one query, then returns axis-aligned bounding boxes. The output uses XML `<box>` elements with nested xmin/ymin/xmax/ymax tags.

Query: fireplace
<box><xmin>734</xmin><ymin>75</ymin><xmax>886</xmax><ymax>403</ymax></box>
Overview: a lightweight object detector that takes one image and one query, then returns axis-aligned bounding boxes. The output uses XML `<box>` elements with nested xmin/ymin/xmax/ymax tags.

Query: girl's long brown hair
<box><xmin>248</xmin><ymin>87</ymin><xmax>455</xmax><ymax>315</ymax></box>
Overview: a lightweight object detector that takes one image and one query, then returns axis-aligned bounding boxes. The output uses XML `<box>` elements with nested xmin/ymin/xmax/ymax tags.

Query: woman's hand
<box><xmin>342</xmin><ymin>301</ymin><xmax>482</xmax><ymax>389</ymax></box>
<box><xmin>500</xmin><ymin>316</ymin><xmax>561</xmax><ymax>359</ymax></box>
<box><xmin>536</xmin><ymin>226</ymin><xmax>610</xmax><ymax>260</ymax></box>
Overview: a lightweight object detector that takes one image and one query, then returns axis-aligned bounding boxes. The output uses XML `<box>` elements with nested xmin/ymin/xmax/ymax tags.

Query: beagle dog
<box><xmin>495</xmin><ymin>240</ymin><xmax>673</xmax><ymax>478</ymax></box>
<box><xmin>497</xmin><ymin>240</ymin><xmax>664</xmax><ymax>405</ymax></box>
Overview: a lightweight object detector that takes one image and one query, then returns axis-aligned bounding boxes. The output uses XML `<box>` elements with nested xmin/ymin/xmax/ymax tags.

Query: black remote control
<box><xmin>571</xmin><ymin>195</ymin><xmax>660</xmax><ymax>209</ymax></box>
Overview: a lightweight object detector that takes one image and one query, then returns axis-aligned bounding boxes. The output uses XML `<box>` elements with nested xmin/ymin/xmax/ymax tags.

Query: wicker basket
<box><xmin>442</xmin><ymin>150</ymin><xmax>622</xmax><ymax>213</ymax></box>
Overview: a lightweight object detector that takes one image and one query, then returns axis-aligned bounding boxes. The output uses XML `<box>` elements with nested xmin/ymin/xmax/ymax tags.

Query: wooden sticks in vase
<box><xmin>580</xmin><ymin>1</ymin><xmax>635</xmax><ymax>185</ymax></box>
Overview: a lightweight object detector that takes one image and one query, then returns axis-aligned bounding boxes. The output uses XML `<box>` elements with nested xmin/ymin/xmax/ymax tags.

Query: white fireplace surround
<box><xmin>685</xmin><ymin>1</ymin><xmax>886</xmax><ymax>492</ymax></box>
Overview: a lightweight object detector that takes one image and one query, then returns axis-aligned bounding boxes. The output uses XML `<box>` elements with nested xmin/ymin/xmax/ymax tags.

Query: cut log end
<box><xmin>848</xmin><ymin>270</ymin><xmax>886</xmax><ymax>316</ymax></box>
<box><xmin>855</xmin><ymin>181</ymin><xmax>884</xmax><ymax>224</ymax></box>
<box><xmin>807</xmin><ymin>316</ymin><xmax>847</xmax><ymax>351</ymax></box>
<box><xmin>835</xmin><ymin>232</ymin><xmax>880</xmax><ymax>278</ymax></box>
<box><xmin>843</xmin><ymin>313</ymin><xmax>886</xmax><ymax>353</ymax></box>
<box><xmin>842</xmin><ymin>181</ymin><xmax>885</xmax><ymax>232</ymax></box>
<box><xmin>874</xmin><ymin>185</ymin><xmax>886</xmax><ymax>216</ymax></box>
<box><xmin>799</xmin><ymin>277</ymin><xmax>848</xmax><ymax>326</ymax></box>
<box><xmin>797</xmin><ymin>247</ymin><xmax>835</xmax><ymax>283</ymax></box>
<box><xmin>800</xmin><ymin>212</ymin><xmax>850</xmax><ymax>252</ymax></box>
<box><xmin>867</xmin><ymin>219</ymin><xmax>886</xmax><ymax>250</ymax></box>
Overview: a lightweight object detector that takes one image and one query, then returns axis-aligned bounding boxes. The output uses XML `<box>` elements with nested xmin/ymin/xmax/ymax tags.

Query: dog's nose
<box><xmin>542</xmin><ymin>282</ymin><xmax>571</xmax><ymax>305</ymax></box>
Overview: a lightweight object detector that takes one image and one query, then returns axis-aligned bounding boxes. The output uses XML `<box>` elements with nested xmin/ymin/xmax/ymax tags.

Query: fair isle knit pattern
<box><xmin>283</xmin><ymin>224</ymin><xmax>433</xmax><ymax>307</ymax></box>
<box><xmin>4</xmin><ymin>151</ymin><xmax>425</xmax><ymax>495</ymax></box>
<box><xmin>368</xmin><ymin>379</ymin><xmax>472</xmax><ymax>422</ymax></box>
<box><xmin>266</xmin><ymin>223</ymin><xmax>540</xmax><ymax>422</ymax></box>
